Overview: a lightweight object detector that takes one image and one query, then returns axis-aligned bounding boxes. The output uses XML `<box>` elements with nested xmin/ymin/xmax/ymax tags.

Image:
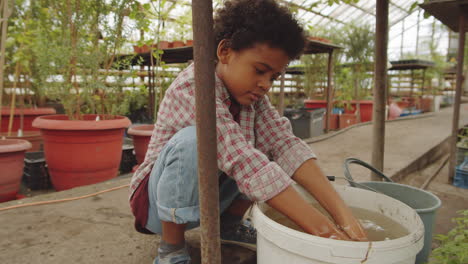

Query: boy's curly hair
<box><xmin>214</xmin><ymin>0</ymin><xmax>305</xmax><ymax>60</ymax></box>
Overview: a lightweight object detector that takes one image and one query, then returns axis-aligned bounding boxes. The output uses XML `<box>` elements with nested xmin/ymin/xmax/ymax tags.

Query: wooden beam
<box><xmin>449</xmin><ymin>14</ymin><xmax>466</xmax><ymax>182</ymax></box>
<box><xmin>371</xmin><ymin>0</ymin><xmax>389</xmax><ymax>180</ymax></box>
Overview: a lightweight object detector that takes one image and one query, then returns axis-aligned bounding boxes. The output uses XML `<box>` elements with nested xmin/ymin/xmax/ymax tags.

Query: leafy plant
<box><xmin>429</xmin><ymin>210</ymin><xmax>468</xmax><ymax>264</ymax></box>
<box><xmin>340</xmin><ymin>22</ymin><xmax>374</xmax><ymax>107</ymax></box>
<box><xmin>30</xmin><ymin>0</ymin><xmax>139</xmax><ymax>119</ymax></box>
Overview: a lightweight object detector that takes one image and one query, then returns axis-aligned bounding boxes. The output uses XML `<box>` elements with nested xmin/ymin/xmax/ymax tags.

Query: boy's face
<box><xmin>216</xmin><ymin>41</ymin><xmax>289</xmax><ymax>106</ymax></box>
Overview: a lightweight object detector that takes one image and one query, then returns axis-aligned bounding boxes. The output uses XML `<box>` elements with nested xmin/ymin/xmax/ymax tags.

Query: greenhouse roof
<box><xmin>280</xmin><ymin>0</ymin><xmax>416</xmax><ymax>29</ymax></box>
<box><xmin>144</xmin><ymin>0</ymin><xmax>447</xmax><ymax>61</ymax></box>
<box><xmin>420</xmin><ymin>0</ymin><xmax>468</xmax><ymax>32</ymax></box>
<box><xmin>166</xmin><ymin>0</ymin><xmax>418</xmax><ymax>29</ymax></box>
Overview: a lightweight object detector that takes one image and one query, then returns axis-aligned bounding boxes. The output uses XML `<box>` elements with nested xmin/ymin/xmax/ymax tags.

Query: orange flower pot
<box><xmin>0</xmin><ymin>139</ymin><xmax>31</xmax><ymax>202</ymax></box>
<box><xmin>323</xmin><ymin>113</ymin><xmax>339</xmax><ymax>130</ymax></box>
<box><xmin>157</xmin><ymin>41</ymin><xmax>171</xmax><ymax>49</ymax></box>
<box><xmin>127</xmin><ymin>124</ymin><xmax>154</xmax><ymax>165</ymax></box>
<box><xmin>172</xmin><ymin>41</ymin><xmax>185</xmax><ymax>48</ymax></box>
<box><xmin>339</xmin><ymin>113</ymin><xmax>357</xmax><ymax>129</ymax></box>
<box><xmin>32</xmin><ymin>114</ymin><xmax>131</xmax><ymax>191</ymax></box>
<box><xmin>0</xmin><ymin>131</ymin><xmax>43</xmax><ymax>152</ymax></box>
<box><xmin>1</xmin><ymin>107</ymin><xmax>56</xmax><ymax>133</ymax></box>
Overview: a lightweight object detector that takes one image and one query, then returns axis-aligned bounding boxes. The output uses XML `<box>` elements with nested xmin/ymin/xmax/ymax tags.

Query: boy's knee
<box><xmin>170</xmin><ymin>126</ymin><xmax>197</xmax><ymax>150</ymax></box>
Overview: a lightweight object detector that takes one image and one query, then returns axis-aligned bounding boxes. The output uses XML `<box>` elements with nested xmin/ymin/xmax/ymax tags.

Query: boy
<box><xmin>130</xmin><ymin>0</ymin><xmax>367</xmax><ymax>263</ymax></box>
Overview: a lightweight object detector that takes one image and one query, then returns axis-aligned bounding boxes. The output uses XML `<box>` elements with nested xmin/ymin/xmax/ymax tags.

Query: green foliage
<box><xmin>302</xmin><ymin>54</ymin><xmax>328</xmax><ymax>99</ymax></box>
<box><xmin>340</xmin><ymin>22</ymin><xmax>374</xmax><ymax>100</ymax></box>
<box><xmin>429</xmin><ymin>210</ymin><xmax>468</xmax><ymax>264</ymax></box>
<box><xmin>26</xmin><ymin>0</ymin><xmax>140</xmax><ymax>119</ymax></box>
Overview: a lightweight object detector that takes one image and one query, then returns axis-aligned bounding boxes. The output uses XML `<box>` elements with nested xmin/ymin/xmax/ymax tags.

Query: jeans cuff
<box><xmin>156</xmin><ymin>202</ymin><xmax>200</xmax><ymax>224</ymax></box>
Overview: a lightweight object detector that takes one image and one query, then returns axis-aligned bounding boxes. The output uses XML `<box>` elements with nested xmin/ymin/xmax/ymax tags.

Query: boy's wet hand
<box><xmin>304</xmin><ymin>218</ymin><xmax>351</xmax><ymax>241</ymax></box>
<box><xmin>338</xmin><ymin>218</ymin><xmax>368</xmax><ymax>241</ymax></box>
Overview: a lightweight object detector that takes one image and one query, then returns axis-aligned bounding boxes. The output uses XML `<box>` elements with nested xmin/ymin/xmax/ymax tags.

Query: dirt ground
<box><xmin>0</xmin><ymin>103</ymin><xmax>467</xmax><ymax>264</ymax></box>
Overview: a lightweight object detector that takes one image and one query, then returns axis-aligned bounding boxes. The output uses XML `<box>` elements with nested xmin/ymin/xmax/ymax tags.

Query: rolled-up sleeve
<box><xmin>215</xmin><ymin>99</ymin><xmax>293</xmax><ymax>202</ymax></box>
<box><xmin>254</xmin><ymin>97</ymin><xmax>316</xmax><ymax>177</ymax></box>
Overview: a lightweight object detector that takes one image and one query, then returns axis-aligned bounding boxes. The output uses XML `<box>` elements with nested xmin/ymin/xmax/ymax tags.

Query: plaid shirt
<box><xmin>129</xmin><ymin>63</ymin><xmax>316</xmax><ymax>202</ymax></box>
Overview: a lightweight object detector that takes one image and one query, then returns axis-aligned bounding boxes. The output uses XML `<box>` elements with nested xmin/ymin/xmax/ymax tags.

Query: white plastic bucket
<box><xmin>252</xmin><ymin>184</ymin><xmax>424</xmax><ymax>264</ymax></box>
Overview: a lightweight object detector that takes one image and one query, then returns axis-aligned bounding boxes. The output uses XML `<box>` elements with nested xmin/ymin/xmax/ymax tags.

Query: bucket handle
<box><xmin>343</xmin><ymin>158</ymin><xmax>393</xmax><ymax>188</ymax></box>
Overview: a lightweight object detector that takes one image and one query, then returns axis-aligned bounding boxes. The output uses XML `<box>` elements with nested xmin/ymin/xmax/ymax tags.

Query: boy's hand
<box><xmin>336</xmin><ymin>213</ymin><xmax>368</xmax><ymax>241</ymax></box>
<box><xmin>267</xmin><ymin>186</ymin><xmax>352</xmax><ymax>241</ymax></box>
<box><xmin>303</xmin><ymin>214</ymin><xmax>351</xmax><ymax>240</ymax></box>
<box><xmin>292</xmin><ymin>159</ymin><xmax>369</xmax><ymax>241</ymax></box>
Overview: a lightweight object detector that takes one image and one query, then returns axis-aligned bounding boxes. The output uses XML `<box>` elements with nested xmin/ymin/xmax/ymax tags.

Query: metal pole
<box><xmin>0</xmin><ymin>0</ymin><xmax>10</xmax><ymax>133</ymax></box>
<box><xmin>192</xmin><ymin>0</ymin><xmax>221</xmax><ymax>263</ymax></box>
<box><xmin>400</xmin><ymin>18</ymin><xmax>404</xmax><ymax>58</ymax></box>
<box><xmin>278</xmin><ymin>71</ymin><xmax>286</xmax><ymax>116</ymax></box>
<box><xmin>422</xmin><ymin>68</ymin><xmax>426</xmax><ymax>97</ymax></box>
<box><xmin>325</xmin><ymin>51</ymin><xmax>333</xmax><ymax>132</ymax></box>
<box><xmin>448</xmin><ymin>14</ymin><xmax>466</xmax><ymax>182</ymax></box>
<box><xmin>416</xmin><ymin>9</ymin><xmax>421</xmax><ymax>56</ymax></box>
<box><xmin>371</xmin><ymin>0</ymin><xmax>389</xmax><ymax>180</ymax></box>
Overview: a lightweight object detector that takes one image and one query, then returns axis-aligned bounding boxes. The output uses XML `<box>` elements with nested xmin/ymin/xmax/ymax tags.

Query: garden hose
<box><xmin>0</xmin><ymin>184</ymin><xmax>130</xmax><ymax>212</ymax></box>
<box><xmin>343</xmin><ymin>158</ymin><xmax>393</xmax><ymax>188</ymax></box>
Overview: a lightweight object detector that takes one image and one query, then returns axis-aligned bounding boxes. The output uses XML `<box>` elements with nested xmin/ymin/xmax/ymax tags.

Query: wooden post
<box><xmin>410</xmin><ymin>70</ymin><xmax>414</xmax><ymax>106</ymax></box>
<box><xmin>416</xmin><ymin>9</ymin><xmax>421</xmax><ymax>56</ymax></box>
<box><xmin>192</xmin><ymin>0</ymin><xmax>221</xmax><ymax>263</ymax></box>
<box><xmin>278</xmin><ymin>71</ymin><xmax>286</xmax><ymax>116</ymax></box>
<box><xmin>400</xmin><ymin>18</ymin><xmax>405</xmax><ymax>58</ymax></box>
<box><xmin>448</xmin><ymin>14</ymin><xmax>466</xmax><ymax>182</ymax></box>
<box><xmin>422</xmin><ymin>68</ymin><xmax>426</xmax><ymax>97</ymax></box>
<box><xmin>371</xmin><ymin>0</ymin><xmax>389</xmax><ymax>180</ymax></box>
<box><xmin>0</xmin><ymin>0</ymin><xmax>10</xmax><ymax>133</ymax></box>
<box><xmin>325</xmin><ymin>51</ymin><xmax>333</xmax><ymax>132</ymax></box>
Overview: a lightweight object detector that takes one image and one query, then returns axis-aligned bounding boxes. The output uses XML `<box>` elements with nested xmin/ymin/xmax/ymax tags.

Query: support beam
<box><xmin>278</xmin><ymin>71</ymin><xmax>286</xmax><ymax>116</ymax></box>
<box><xmin>348</xmin><ymin>3</ymin><xmax>376</xmax><ymax>16</ymax></box>
<box><xmin>325</xmin><ymin>51</ymin><xmax>333</xmax><ymax>132</ymax></box>
<box><xmin>0</xmin><ymin>0</ymin><xmax>10</xmax><ymax>133</ymax></box>
<box><xmin>192</xmin><ymin>0</ymin><xmax>221</xmax><ymax>263</ymax></box>
<box><xmin>448</xmin><ymin>14</ymin><xmax>466</xmax><ymax>182</ymax></box>
<box><xmin>371</xmin><ymin>0</ymin><xmax>389</xmax><ymax>180</ymax></box>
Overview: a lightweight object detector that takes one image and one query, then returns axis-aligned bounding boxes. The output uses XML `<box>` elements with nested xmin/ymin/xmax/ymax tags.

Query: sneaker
<box><xmin>153</xmin><ymin>243</ymin><xmax>191</xmax><ymax>264</ymax></box>
<box><xmin>220</xmin><ymin>218</ymin><xmax>257</xmax><ymax>251</ymax></box>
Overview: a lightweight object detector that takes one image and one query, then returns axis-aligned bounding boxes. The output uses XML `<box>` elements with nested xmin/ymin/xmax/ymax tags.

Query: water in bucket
<box><xmin>264</xmin><ymin>205</ymin><xmax>409</xmax><ymax>241</ymax></box>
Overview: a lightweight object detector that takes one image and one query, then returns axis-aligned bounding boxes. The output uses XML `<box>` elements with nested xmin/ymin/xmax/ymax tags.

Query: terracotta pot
<box><xmin>32</xmin><ymin>114</ymin><xmax>131</xmax><ymax>191</ymax></box>
<box><xmin>133</xmin><ymin>45</ymin><xmax>142</xmax><ymax>53</ymax></box>
<box><xmin>172</xmin><ymin>40</ymin><xmax>185</xmax><ymax>48</ymax></box>
<box><xmin>185</xmin><ymin>40</ymin><xmax>193</xmax><ymax>46</ymax></box>
<box><xmin>127</xmin><ymin>124</ymin><xmax>154</xmax><ymax>165</ymax></box>
<box><xmin>1</xmin><ymin>107</ymin><xmax>56</xmax><ymax>133</ymax></box>
<box><xmin>157</xmin><ymin>41</ymin><xmax>171</xmax><ymax>49</ymax></box>
<box><xmin>0</xmin><ymin>131</ymin><xmax>43</xmax><ymax>152</ymax></box>
<box><xmin>342</xmin><ymin>100</ymin><xmax>374</xmax><ymax>123</ymax></box>
<box><xmin>420</xmin><ymin>98</ymin><xmax>433</xmax><ymax>112</ymax></box>
<box><xmin>339</xmin><ymin>113</ymin><xmax>357</xmax><ymax>129</ymax></box>
<box><xmin>323</xmin><ymin>113</ymin><xmax>339</xmax><ymax>130</ymax></box>
<box><xmin>396</xmin><ymin>101</ymin><xmax>409</xmax><ymax>109</ymax></box>
<box><xmin>0</xmin><ymin>139</ymin><xmax>32</xmax><ymax>202</ymax></box>
<box><xmin>139</xmin><ymin>44</ymin><xmax>151</xmax><ymax>53</ymax></box>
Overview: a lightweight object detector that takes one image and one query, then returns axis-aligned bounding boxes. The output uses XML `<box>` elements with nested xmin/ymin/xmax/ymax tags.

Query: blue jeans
<box><xmin>145</xmin><ymin>126</ymin><xmax>242</xmax><ymax>234</ymax></box>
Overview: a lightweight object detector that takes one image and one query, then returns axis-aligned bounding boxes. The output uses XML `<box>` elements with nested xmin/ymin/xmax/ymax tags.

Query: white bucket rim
<box><xmin>252</xmin><ymin>184</ymin><xmax>425</xmax><ymax>262</ymax></box>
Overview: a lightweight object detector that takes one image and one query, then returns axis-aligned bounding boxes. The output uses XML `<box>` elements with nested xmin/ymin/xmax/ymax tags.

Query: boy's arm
<box><xmin>266</xmin><ymin>185</ymin><xmax>350</xmax><ymax>240</ymax></box>
<box><xmin>291</xmin><ymin>158</ymin><xmax>368</xmax><ymax>241</ymax></box>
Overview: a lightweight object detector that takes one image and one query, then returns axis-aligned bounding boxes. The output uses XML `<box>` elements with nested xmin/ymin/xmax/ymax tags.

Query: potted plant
<box><xmin>340</xmin><ymin>22</ymin><xmax>374</xmax><ymax>123</ymax></box>
<box><xmin>0</xmin><ymin>3</ymin><xmax>57</xmax><ymax>151</ymax></box>
<box><xmin>127</xmin><ymin>124</ymin><xmax>154</xmax><ymax>167</ymax></box>
<box><xmin>0</xmin><ymin>139</ymin><xmax>31</xmax><ymax>202</ymax></box>
<box><xmin>29</xmin><ymin>0</ymin><xmax>136</xmax><ymax>190</ymax></box>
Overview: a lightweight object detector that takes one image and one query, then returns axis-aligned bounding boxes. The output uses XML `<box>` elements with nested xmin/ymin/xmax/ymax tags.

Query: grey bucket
<box><xmin>344</xmin><ymin>158</ymin><xmax>442</xmax><ymax>264</ymax></box>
